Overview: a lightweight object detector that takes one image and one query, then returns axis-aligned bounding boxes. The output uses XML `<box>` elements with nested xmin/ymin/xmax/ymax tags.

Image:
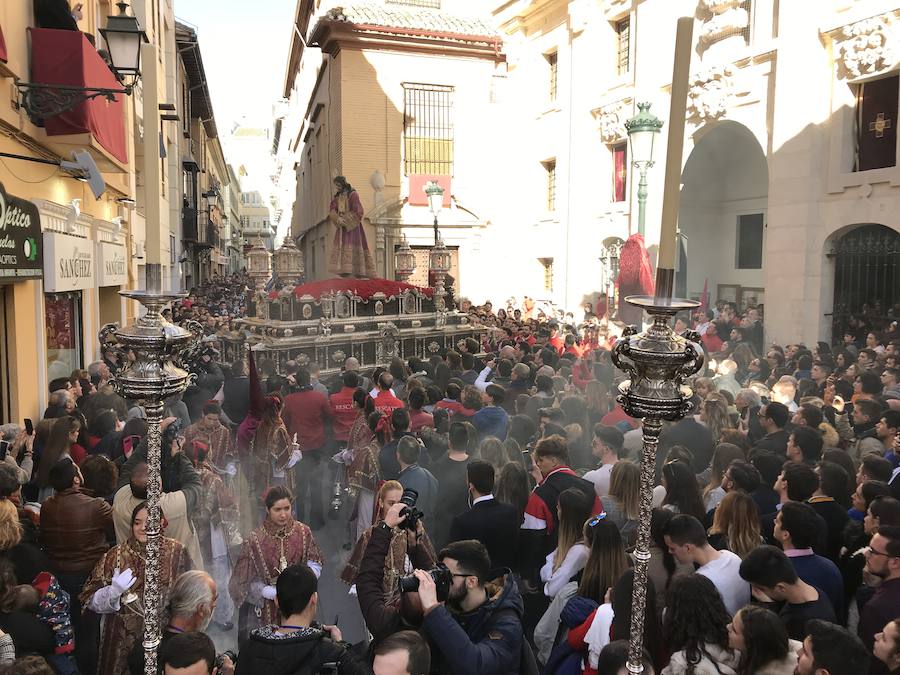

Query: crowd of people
<box><xmin>1</xmin><ymin>275</ymin><xmax>899</xmax><ymax>675</ymax></box>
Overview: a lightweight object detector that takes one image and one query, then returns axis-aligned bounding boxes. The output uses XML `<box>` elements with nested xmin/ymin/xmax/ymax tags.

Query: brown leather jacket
<box><xmin>40</xmin><ymin>488</ymin><xmax>114</xmax><ymax>574</ymax></box>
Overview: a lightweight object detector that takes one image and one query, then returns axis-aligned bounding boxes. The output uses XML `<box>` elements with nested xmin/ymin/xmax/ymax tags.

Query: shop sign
<box><xmin>96</xmin><ymin>241</ymin><xmax>127</xmax><ymax>287</ymax></box>
<box><xmin>0</xmin><ymin>181</ymin><xmax>42</xmax><ymax>279</ymax></box>
<box><xmin>43</xmin><ymin>231</ymin><xmax>94</xmax><ymax>292</ymax></box>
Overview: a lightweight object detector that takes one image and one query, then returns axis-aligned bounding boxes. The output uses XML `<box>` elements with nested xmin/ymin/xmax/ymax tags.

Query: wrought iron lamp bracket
<box><xmin>16</xmin><ymin>79</ymin><xmax>131</xmax><ymax>124</ymax></box>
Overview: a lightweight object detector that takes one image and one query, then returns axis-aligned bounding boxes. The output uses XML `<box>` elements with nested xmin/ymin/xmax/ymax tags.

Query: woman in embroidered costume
<box><xmin>340</xmin><ymin>481</ymin><xmax>436</xmax><ymax>605</ymax></box>
<box><xmin>229</xmin><ymin>485</ymin><xmax>324</xmax><ymax>647</ymax></box>
<box><xmin>346</xmin><ymin>395</ymin><xmax>382</xmax><ymax>540</ymax></box>
<box><xmin>81</xmin><ymin>502</ymin><xmax>192</xmax><ymax>675</ymax></box>
<box><xmin>328</xmin><ymin>175</ymin><xmax>376</xmax><ymax>278</ymax></box>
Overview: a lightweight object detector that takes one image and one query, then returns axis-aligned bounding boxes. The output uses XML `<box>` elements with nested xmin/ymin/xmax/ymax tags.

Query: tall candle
<box><xmin>657</xmin><ymin>16</ymin><xmax>694</xmax><ymax>275</ymax></box>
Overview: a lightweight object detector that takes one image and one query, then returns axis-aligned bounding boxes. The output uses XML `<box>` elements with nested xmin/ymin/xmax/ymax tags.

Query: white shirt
<box><xmin>583</xmin><ymin>463</ymin><xmax>614</xmax><ymax>498</ymax></box>
<box><xmin>697</xmin><ymin>549</ymin><xmax>750</xmax><ymax>616</ymax></box>
<box><xmin>472</xmin><ymin>494</ymin><xmax>494</xmax><ymax>506</ymax></box>
<box><xmin>540</xmin><ymin>543</ymin><xmax>589</xmax><ymax>598</ymax></box>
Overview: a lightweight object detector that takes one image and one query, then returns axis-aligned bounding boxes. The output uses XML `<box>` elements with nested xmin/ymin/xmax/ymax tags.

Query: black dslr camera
<box><xmin>398</xmin><ymin>488</ymin><xmax>423</xmax><ymax>531</ymax></box>
<box><xmin>398</xmin><ymin>563</ymin><xmax>453</xmax><ymax>601</ymax></box>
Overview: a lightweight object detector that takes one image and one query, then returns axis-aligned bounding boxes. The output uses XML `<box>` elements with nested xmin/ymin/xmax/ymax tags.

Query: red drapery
<box><xmin>0</xmin><ymin>24</ymin><xmax>8</xmax><ymax>63</ymax></box>
<box><xmin>30</xmin><ymin>28</ymin><xmax>127</xmax><ymax>164</ymax></box>
<box><xmin>613</xmin><ymin>143</ymin><xmax>627</xmax><ymax>202</ymax></box>
<box><xmin>270</xmin><ymin>278</ymin><xmax>434</xmax><ymax>302</ymax></box>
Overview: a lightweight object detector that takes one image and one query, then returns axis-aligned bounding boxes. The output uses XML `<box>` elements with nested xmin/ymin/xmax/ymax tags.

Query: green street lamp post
<box><xmin>625</xmin><ymin>102</ymin><xmax>663</xmax><ymax>237</ymax></box>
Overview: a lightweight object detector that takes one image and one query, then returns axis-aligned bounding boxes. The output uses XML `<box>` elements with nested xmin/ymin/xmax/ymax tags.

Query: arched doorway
<box><xmin>676</xmin><ymin>122</ymin><xmax>768</xmax><ymax>311</ymax></box>
<box><xmin>829</xmin><ymin>224</ymin><xmax>899</xmax><ymax>341</ymax></box>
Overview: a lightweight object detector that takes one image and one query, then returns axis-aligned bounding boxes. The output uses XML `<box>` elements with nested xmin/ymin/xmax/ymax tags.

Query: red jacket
<box><xmin>549</xmin><ymin>334</ymin><xmax>565</xmax><ymax>354</ymax></box>
<box><xmin>373</xmin><ymin>390</ymin><xmax>405</xmax><ymax>417</ymax></box>
<box><xmin>408</xmin><ymin>409</ymin><xmax>434</xmax><ymax>432</ymax></box>
<box><xmin>329</xmin><ymin>387</ymin><xmax>357</xmax><ymax>442</ymax></box>
<box><xmin>282</xmin><ymin>389</ymin><xmax>332</xmax><ymax>451</ymax></box>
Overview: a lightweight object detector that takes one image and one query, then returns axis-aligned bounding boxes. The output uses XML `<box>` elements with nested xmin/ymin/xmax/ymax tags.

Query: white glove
<box><xmin>261</xmin><ymin>585</ymin><xmax>277</xmax><ymax>601</ymax></box>
<box><xmin>225</xmin><ymin>462</ymin><xmax>238</xmax><ymax>477</ymax></box>
<box><xmin>111</xmin><ymin>568</ymin><xmax>136</xmax><ymax>596</ymax></box>
<box><xmin>285</xmin><ymin>446</ymin><xmax>302</xmax><ymax>470</ymax></box>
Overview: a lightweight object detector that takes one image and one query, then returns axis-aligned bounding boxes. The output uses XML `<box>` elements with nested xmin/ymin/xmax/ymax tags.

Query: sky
<box><xmin>174</xmin><ymin>0</ymin><xmax>296</xmax><ymax>135</ymax></box>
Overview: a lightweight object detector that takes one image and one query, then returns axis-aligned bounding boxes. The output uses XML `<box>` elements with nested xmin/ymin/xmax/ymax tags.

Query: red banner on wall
<box><xmin>30</xmin><ymin>28</ymin><xmax>127</xmax><ymax>164</ymax></box>
<box><xmin>612</xmin><ymin>143</ymin><xmax>627</xmax><ymax>202</ymax></box>
<box><xmin>0</xmin><ymin>24</ymin><xmax>8</xmax><ymax>63</ymax></box>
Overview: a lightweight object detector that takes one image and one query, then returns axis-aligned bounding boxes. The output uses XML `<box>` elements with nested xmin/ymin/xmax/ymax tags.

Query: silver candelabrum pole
<box><xmin>611</xmin><ymin>295</ymin><xmax>703</xmax><ymax>674</ymax></box>
<box><xmin>98</xmin><ymin>267</ymin><xmax>202</xmax><ymax>675</ymax></box>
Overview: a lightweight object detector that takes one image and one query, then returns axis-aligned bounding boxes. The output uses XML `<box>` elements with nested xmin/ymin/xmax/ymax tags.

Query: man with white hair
<box><xmin>126</xmin><ymin>570</ymin><xmax>225</xmax><ymax>674</ymax></box>
<box><xmin>713</xmin><ymin>359</ymin><xmax>741</xmax><ymax>396</ymax></box>
<box><xmin>87</xmin><ymin>360</ymin><xmax>111</xmax><ymax>388</ymax></box>
<box><xmin>773</xmin><ymin>377</ymin><xmax>799</xmax><ymax>413</ymax></box>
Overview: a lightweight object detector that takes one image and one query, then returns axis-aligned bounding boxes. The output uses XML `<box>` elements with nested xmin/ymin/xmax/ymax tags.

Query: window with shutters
<box><xmin>546</xmin><ymin>51</ymin><xmax>558</xmax><ymax>101</ymax></box>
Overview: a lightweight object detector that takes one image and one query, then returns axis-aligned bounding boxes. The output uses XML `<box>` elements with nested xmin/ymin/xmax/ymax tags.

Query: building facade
<box><xmin>240</xmin><ymin>190</ymin><xmax>276</xmax><ymax>251</ymax></box>
<box><xmin>0</xmin><ymin>1</ymin><xmax>234</xmax><ymax>424</ymax></box>
<box><xmin>492</xmin><ymin>0</ymin><xmax>899</xmax><ymax>345</ymax></box>
<box><xmin>284</xmin><ymin>0</ymin><xmax>900</xmax><ymax>346</ymax></box>
<box><xmin>284</xmin><ymin>0</ymin><xmax>505</xmax><ymax>290</ymax></box>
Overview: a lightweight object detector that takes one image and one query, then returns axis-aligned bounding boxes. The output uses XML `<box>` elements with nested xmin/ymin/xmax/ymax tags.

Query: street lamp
<box><xmin>624</xmin><ymin>102</ymin><xmax>663</xmax><ymax>237</ymax></box>
<box><xmin>203</xmin><ymin>187</ymin><xmax>219</xmax><ymax>210</ymax></box>
<box><xmin>100</xmin><ymin>2</ymin><xmax>150</xmax><ymax>86</ymax></box>
<box><xmin>425</xmin><ymin>180</ymin><xmax>444</xmax><ymax>246</ymax></box>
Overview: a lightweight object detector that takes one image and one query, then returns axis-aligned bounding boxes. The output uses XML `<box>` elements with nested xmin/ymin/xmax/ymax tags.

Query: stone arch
<box><xmin>676</xmin><ymin>120</ymin><xmax>769</xmax><ymax>307</ymax></box>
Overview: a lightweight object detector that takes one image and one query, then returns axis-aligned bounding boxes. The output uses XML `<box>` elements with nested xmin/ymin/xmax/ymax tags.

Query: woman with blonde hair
<box><xmin>540</xmin><ymin>487</ymin><xmax>594</xmax><ymax>598</ymax></box>
<box><xmin>708</xmin><ymin>490</ymin><xmax>762</xmax><ymax>559</ymax></box>
<box><xmin>603</xmin><ymin>460</ymin><xmax>640</xmax><ymax>547</ymax></box>
<box><xmin>703</xmin><ymin>443</ymin><xmax>746</xmax><ymax>512</ymax></box>
<box><xmin>585</xmin><ymin>380</ymin><xmax>611</xmax><ymax>427</ymax></box>
<box><xmin>701</xmin><ymin>393</ymin><xmax>733</xmax><ymax>445</ymax></box>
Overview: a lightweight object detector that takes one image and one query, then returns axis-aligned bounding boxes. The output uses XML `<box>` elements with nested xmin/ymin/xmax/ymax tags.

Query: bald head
<box><xmin>345</xmin><ymin>357</ymin><xmax>360</xmax><ymax>372</ymax></box>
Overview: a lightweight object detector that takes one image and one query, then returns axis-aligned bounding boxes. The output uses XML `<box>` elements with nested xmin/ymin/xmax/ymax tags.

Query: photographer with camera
<box><xmin>410</xmin><ymin>539</ymin><xmax>529</xmax><ymax>675</ymax></box>
<box><xmin>235</xmin><ymin>564</ymin><xmax>368</xmax><ymax>675</ymax></box>
<box><xmin>356</xmin><ymin>498</ymin><xmax>436</xmax><ymax>643</ymax></box>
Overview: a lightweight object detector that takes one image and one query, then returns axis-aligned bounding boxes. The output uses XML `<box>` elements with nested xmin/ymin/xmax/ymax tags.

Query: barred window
<box><xmin>616</xmin><ymin>18</ymin><xmax>630</xmax><ymax>75</ymax></box>
<box><xmin>546</xmin><ymin>51</ymin><xmax>558</xmax><ymax>101</ymax></box>
<box><xmin>543</xmin><ymin>159</ymin><xmax>557</xmax><ymax>212</ymax></box>
<box><xmin>403</xmin><ymin>83</ymin><xmax>454</xmax><ymax>175</ymax></box>
<box><xmin>386</xmin><ymin>0</ymin><xmax>441</xmax><ymax>8</ymax></box>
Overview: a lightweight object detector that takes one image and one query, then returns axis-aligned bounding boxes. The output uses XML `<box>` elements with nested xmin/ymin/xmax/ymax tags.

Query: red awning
<box><xmin>29</xmin><ymin>28</ymin><xmax>127</xmax><ymax>164</ymax></box>
<box><xmin>0</xmin><ymin>24</ymin><xmax>7</xmax><ymax>62</ymax></box>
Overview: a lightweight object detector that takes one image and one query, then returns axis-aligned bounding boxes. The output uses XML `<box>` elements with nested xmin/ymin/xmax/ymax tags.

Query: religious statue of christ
<box><xmin>328</xmin><ymin>175</ymin><xmax>377</xmax><ymax>278</ymax></box>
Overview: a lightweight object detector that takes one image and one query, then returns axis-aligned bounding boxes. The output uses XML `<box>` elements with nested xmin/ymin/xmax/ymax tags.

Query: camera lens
<box><xmin>399</xmin><ymin>488</ymin><xmax>418</xmax><ymax>508</ymax></box>
<box><xmin>397</xmin><ymin>574</ymin><xmax>420</xmax><ymax>593</ymax></box>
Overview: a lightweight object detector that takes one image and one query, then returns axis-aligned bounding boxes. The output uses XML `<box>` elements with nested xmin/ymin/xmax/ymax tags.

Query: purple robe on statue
<box><xmin>329</xmin><ymin>190</ymin><xmax>376</xmax><ymax>278</ymax></box>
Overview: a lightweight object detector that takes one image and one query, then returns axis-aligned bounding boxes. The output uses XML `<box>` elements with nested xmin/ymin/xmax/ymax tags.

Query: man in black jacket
<box><xmin>34</xmin><ymin>0</ymin><xmax>79</xmax><ymax>31</ymax></box>
<box><xmin>235</xmin><ymin>564</ymin><xmax>367</xmax><ymax>674</ymax></box>
<box><xmin>752</xmin><ymin>401</ymin><xmax>792</xmax><ymax>456</ymax></box>
<box><xmin>449</xmin><ymin>460</ymin><xmax>518</xmax><ymax>569</ymax></box>
<box><xmin>415</xmin><ymin>539</ymin><xmax>525</xmax><ymax>674</ymax></box>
